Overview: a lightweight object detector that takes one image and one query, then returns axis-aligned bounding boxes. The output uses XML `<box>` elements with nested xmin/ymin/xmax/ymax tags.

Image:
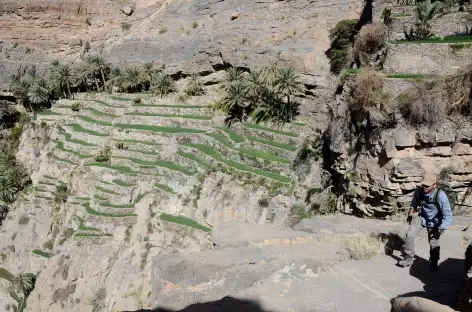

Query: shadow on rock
<box><xmin>392</xmin><ymin>256</ymin><xmax>465</xmax><ymax>308</ymax></box>
<box><xmin>378</xmin><ymin>232</ymin><xmax>406</xmax><ymax>258</ymax></box>
<box><xmin>123</xmin><ymin>296</ymin><xmax>273</xmax><ymax>312</ymax></box>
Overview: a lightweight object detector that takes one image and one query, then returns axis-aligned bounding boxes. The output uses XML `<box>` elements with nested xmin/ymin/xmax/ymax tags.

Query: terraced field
<box><xmin>35</xmin><ymin>94</ymin><xmax>306</xmax><ymax>238</ymax></box>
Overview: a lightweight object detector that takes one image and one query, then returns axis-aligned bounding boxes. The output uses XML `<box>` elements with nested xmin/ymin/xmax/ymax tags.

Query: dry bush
<box><xmin>405</xmin><ymin>85</ymin><xmax>447</xmax><ymax>126</ymax></box>
<box><xmin>353</xmin><ymin>23</ymin><xmax>388</xmax><ymax>66</ymax></box>
<box><xmin>316</xmin><ymin>233</ymin><xmax>390</xmax><ymax>260</ymax></box>
<box><xmin>352</xmin><ymin>69</ymin><xmax>386</xmax><ymax>110</ymax></box>
<box><xmin>442</xmin><ymin>65</ymin><xmax>472</xmax><ymax>115</ymax></box>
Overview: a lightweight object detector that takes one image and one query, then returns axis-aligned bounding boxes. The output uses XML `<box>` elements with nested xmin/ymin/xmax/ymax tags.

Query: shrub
<box><xmin>121</xmin><ymin>22</ymin><xmax>131</xmax><ymax>31</ymax></box>
<box><xmin>42</xmin><ymin>239</ymin><xmax>53</xmax><ymax>250</ymax></box>
<box><xmin>158</xmin><ymin>26</ymin><xmax>167</xmax><ymax>34</ymax></box>
<box><xmin>192</xmin><ymin>21</ymin><xmax>198</xmax><ymax>28</ymax></box>
<box><xmin>325</xmin><ymin>19</ymin><xmax>359</xmax><ymax>74</ymax></box>
<box><xmin>54</xmin><ymin>183</ymin><xmax>68</xmax><ymax>204</ymax></box>
<box><xmin>258</xmin><ymin>197</ymin><xmax>270</xmax><ymax>207</ymax></box>
<box><xmin>184</xmin><ymin>73</ymin><xmax>204</xmax><ymax>96</ymax></box>
<box><xmin>352</xmin><ymin>68</ymin><xmax>387</xmax><ymax>110</ymax></box>
<box><xmin>399</xmin><ymin>65</ymin><xmax>472</xmax><ymax>126</ymax></box>
<box><xmin>94</xmin><ymin>146</ymin><xmax>111</xmax><ymax>163</ymax></box>
<box><xmin>404</xmin><ymin>84</ymin><xmax>446</xmax><ymax>126</ymax></box>
<box><xmin>382</xmin><ymin>7</ymin><xmax>393</xmax><ymax>26</ymax></box>
<box><xmin>132</xmin><ymin>98</ymin><xmax>141</xmax><ymax>104</ymax></box>
<box><xmin>18</xmin><ymin>215</ymin><xmax>29</xmax><ymax>225</ymax></box>
<box><xmin>71</xmin><ymin>102</ymin><xmax>81</xmax><ymax>112</ymax></box>
<box><xmin>116</xmin><ymin>142</ymin><xmax>127</xmax><ymax>150</ymax></box>
<box><xmin>353</xmin><ymin>23</ymin><xmax>387</xmax><ymax>67</ymax></box>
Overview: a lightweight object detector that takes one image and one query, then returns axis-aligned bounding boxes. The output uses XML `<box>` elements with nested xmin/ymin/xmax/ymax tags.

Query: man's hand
<box><xmin>407</xmin><ymin>208</ymin><xmax>415</xmax><ymax>225</ymax></box>
<box><xmin>407</xmin><ymin>215</ymin><xmax>412</xmax><ymax>225</ymax></box>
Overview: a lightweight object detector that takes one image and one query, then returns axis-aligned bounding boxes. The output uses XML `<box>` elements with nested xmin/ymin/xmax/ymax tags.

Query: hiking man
<box><xmin>399</xmin><ymin>173</ymin><xmax>453</xmax><ymax>271</ymax></box>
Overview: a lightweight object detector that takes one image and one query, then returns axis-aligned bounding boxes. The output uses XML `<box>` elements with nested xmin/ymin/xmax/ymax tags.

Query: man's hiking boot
<box><xmin>399</xmin><ymin>256</ymin><xmax>414</xmax><ymax>267</ymax></box>
<box><xmin>430</xmin><ymin>262</ymin><xmax>439</xmax><ymax>272</ymax></box>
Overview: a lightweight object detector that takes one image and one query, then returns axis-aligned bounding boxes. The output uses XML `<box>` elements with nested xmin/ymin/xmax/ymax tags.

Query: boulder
<box><xmin>394</xmin><ymin>129</ymin><xmax>417</xmax><ymax>148</ymax></box>
<box><xmin>390</xmin><ymin>296</ymin><xmax>456</xmax><ymax>312</ymax></box>
<box><xmin>120</xmin><ymin>5</ymin><xmax>134</xmax><ymax>16</ymax></box>
<box><xmin>393</xmin><ymin>158</ymin><xmax>422</xmax><ymax>178</ymax></box>
<box><xmin>455</xmin><ymin>143</ymin><xmax>472</xmax><ymax>155</ymax></box>
<box><xmin>426</xmin><ymin>146</ymin><xmax>453</xmax><ymax>157</ymax></box>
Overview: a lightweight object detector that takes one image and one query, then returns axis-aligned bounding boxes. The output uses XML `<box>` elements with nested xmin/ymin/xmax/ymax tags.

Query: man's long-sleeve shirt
<box><xmin>411</xmin><ymin>187</ymin><xmax>452</xmax><ymax>231</ymax></box>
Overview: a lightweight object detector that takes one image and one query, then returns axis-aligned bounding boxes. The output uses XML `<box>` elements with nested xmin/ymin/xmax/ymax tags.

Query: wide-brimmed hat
<box><xmin>421</xmin><ymin>173</ymin><xmax>437</xmax><ymax>187</ymax></box>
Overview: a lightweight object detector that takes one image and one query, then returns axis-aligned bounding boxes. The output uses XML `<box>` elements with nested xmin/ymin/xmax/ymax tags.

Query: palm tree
<box><xmin>184</xmin><ymin>73</ymin><xmax>204</xmax><ymax>96</ymax></box>
<box><xmin>10</xmin><ymin>78</ymin><xmax>32</xmax><ymax>111</ymax></box>
<box><xmin>57</xmin><ymin>64</ymin><xmax>74</xmax><ymax>98</ymax></box>
<box><xmin>273</xmin><ymin>66</ymin><xmax>304</xmax><ymax>123</ymax></box>
<box><xmin>26</xmin><ymin>66</ymin><xmax>41</xmax><ymax>85</ymax></box>
<box><xmin>94</xmin><ymin>56</ymin><xmax>111</xmax><ymax>92</ymax></box>
<box><xmin>415</xmin><ymin>0</ymin><xmax>443</xmax><ymax>38</ymax></box>
<box><xmin>12</xmin><ymin>273</ymin><xmax>35</xmax><ymax>295</ymax></box>
<box><xmin>261</xmin><ymin>62</ymin><xmax>279</xmax><ymax>86</ymax></box>
<box><xmin>141</xmin><ymin>62</ymin><xmax>154</xmax><ymax>90</ymax></box>
<box><xmin>151</xmin><ymin>73</ymin><xmax>176</xmax><ymax>97</ymax></box>
<box><xmin>220</xmin><ymin>79</ymin><xmax>249</xmax><ymax>125</ymax></box>
<box><xmin>83</xmin><ymin>56</ymin><xmax>101</xmax><ymax>91</ymax></box>
<box><xmin>0</xmin><ymin>175</ymin><xmax>18</xmax><ymax>203</ymax></box>
<box><xmin>27</xmin><ymin>84</ymin><xmax>49</xmax><ymax>108</ymax></box>
<box><xmin>122</xmin><ymin>66</ymin><xmax>143</xmax><ymax>93</ymax></box>
<box><xmin>7</xmin><ymin>73</ymin><xmax>20</xmax><ymax>92</ymax></box>
<box><xmin>220</xmin><ymin>68</ymin><xmax>245</xmax><ymax>92</ymax></box>
<box><xmin>244</xmin><ymin>69</ymin><xmax>266</xmax><ymax>105</ymax></box>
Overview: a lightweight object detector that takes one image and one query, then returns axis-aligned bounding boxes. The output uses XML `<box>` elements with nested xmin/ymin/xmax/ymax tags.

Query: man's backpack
<box><xmin>433</xmin><ymin>183</ymin><xmax>458</xmax><ymax>213</ymax></box>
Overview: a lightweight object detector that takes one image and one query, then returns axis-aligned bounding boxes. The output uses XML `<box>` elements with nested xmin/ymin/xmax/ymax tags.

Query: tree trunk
<box><xmin>94</xmin><ymin>77</ymin><xmax>100</xmax><ymax>92</ymax></box>
<box><xmin>67</xmin><ymin>83</ymin><xmax>72</xmax><ymax>99</ymax></box>
<box><xmin>100</xmin><ymin>69</ymin><xmax>107</xmax><ymax>92</ymax></box>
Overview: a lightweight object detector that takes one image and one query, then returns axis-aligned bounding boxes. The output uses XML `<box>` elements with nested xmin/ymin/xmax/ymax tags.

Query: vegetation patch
<box><xmin>82</xmin><ymin>107</ymin><xmax>118</xmax><ymax>117</ymax></box>
<box><xmin>125</xmin><ymin>112</ymin><xmax>212</xmax><ymax>120</ymax></box>
<box><xmin>246</xmin><ymin>135</ymin><xmax>297</xmax><ymax>151</ymax></box>
<box><xmin>56</xmin><ymin>142</ymin><xmax>92</xmax><ymax>158</ymax></box>
<box><xmin>325</xmin><ymin>19</ymin><xmax>359</xmax><ymax>74</ymax></box>
<box><xmin>159</xmin><ymin>213</ymin><xmax>211</xmax><ymax>232</ymax></box>
<box><xmin>61</xmin><ymin>133</ymin><xmax>97</xmax><ymax>146</ymax></box>
<box><xmin>32</xmin><ymin>249</ymin><xmax>52</xmax><ymax>258</ymax></box>
<box><xmin>113</xmin><ymin>138</ymin><xmax>160</xmax><ymax>146</ymax></box>
<box><xmin>100</xmin><ymin>202</ymin><xmax>134</xmax><ymax>209</ymax></box>
<box><xmin>110</xmin><ymin>96</ymin><xmax>130</xmax><ymax>101</ymax></box>
<box><xmin>94</xmin><ymin>194</ymin><xmax>108</xmax><ymax>201</ymax></box>
<box><xmin>216</xmin><ymin>126</ymin><xmax>246</xmax><ymax>143</ymax></box>
<box><xmin>86</xmin><ymin>162</ymin><xmax>134</xmax><ymax>173</ymax></box>
<box><xmin>115</xmin><ymin>123</ymin><xmax>206</xmax><ymax>134</ymax></box>
<box><xmin>237</xmin><ymin>147</ymin><xmax>292</xmax><ymax>164</ymax></box>
<box><xmin>75</xmin><ymin>232</ymin><xmax>112</xmax><ymax>238</ymax></box>
<box><xmin>391</xmin><ymin>35</ymin><xmax>472</xmax><ymax>44</ymax></box>
<box><xmin>93</xmin><ymin>100</ymin><xmax>119</xmax><ymax>108</ymax></box>
<box><xmin>0</xmin><ymin>267</ymin><xmax>14</xmax><ymax>282</ymax></box>
<box><xmin>115</xmin><ymin>156</ymin><xmax>195</xmax><ymax>175</ymax></box>
<box><xmin>96</xmin><ymin>186</ymin><xmax>120</xmax><ymax>195</ymax></box>
<box><xmin>154</xmin><ymin>183</ymin><xmax>175</xmax><ymax>193</ymax></box>
<box><xmin>205</xmin><ymin>133</ymin><xmax>234</xmax><ymax>149</ymax></box>
<box><xmin>184</xmin><ymin>143</ymin><xmax>291</xmax><ymax>183</ymax></box>
<box><xmin>68</xmin><ymin>123</ymin><xmax>108</xmax><ymax>137</ymax></box>
<box><xmin>112</xmin><ymin>179</ymin><xmax>135</xmax><ymax>187</ymax></box>
<box><xmin>52</xmin><ymin>154</ymin><xmax>77</xmax><ymax>165</ymax></box>
<box><xmin>83</xmin><ymin>202</ymin><xmax>137</xmax><ymax>218</ymax></box>
<box><xmin>243</xmin><ymin>122</ymin><xmax>298</xmax><ymax>137</ymax></box>
<box><xmin>77</xmin><ymin>115</ymin><xmax>113</xmax><ymax>127</ymax></box>
<box><xmin>176</xmin><ymin>151</ymin><xmax>211</xmax><ymax>169</ymax></box>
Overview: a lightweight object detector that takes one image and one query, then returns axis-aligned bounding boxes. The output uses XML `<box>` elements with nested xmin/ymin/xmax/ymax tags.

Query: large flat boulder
<box><xmin>211</xmin><ymin>222</ymin><xmax>315</xmax><ymax>248</ymax></box>
<box><xmin>151</xmin><ymin>241</ymin><xmax>345</xmax><ymax>311</ymax></box>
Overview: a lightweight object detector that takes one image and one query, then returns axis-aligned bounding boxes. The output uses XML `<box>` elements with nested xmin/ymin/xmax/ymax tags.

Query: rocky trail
<box><xmin>148</xmin><ymin>216</ymin><xmax>470</xmax><ymax>312</ymax></box>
